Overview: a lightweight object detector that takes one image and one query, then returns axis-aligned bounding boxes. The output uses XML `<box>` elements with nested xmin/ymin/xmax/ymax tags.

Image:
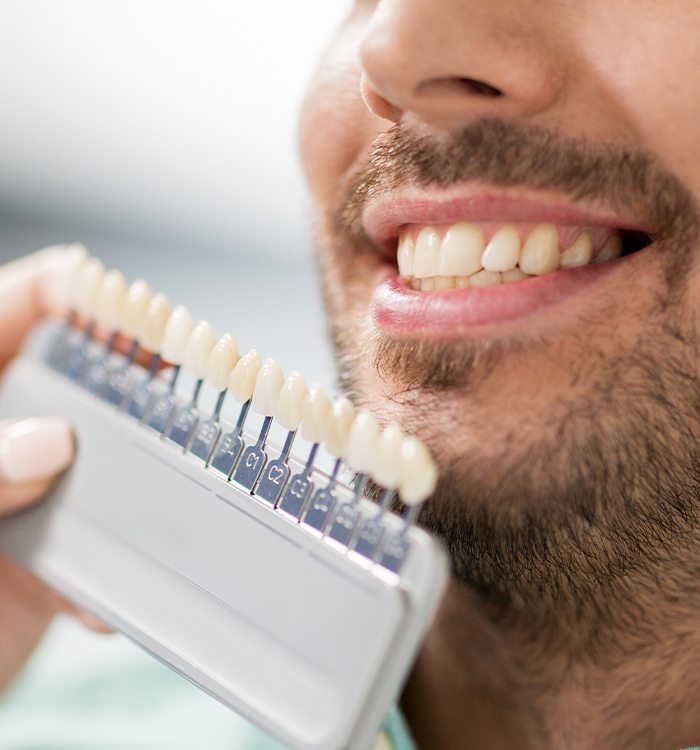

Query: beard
<box><xmin>317</xmin><ymin>119</ymin><xmax>700</xmax><ymax>623</ymax></box>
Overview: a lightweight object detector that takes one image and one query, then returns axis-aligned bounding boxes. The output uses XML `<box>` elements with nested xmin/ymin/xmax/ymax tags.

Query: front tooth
<box><xmin>481</xmin><ymin>224</ymin><xmax>520</xmax><ymax>272</ymax></box>
<box><xmin>275</xmin><ymin>371</ymin><xmax>308</xmax><ymax>431</ymax></box>
<box><xmin>520</xmin><ymin>224</ymin><xmax>559</xmax><ymax>276</ymax></box>
<box><xmin>121</xmin><ymin>279</ymin><xmax>152</xmax><ymax>340</ymax></box>
<box><xmin>161</xmin><ymin>305</ymin><xmax>193</xmax><ymax>365</ymax></box>
<box><xmin>468</xmin><ymin>270</ymin><xmax>501</xmax><ymax>288</ymax></box>
<box><xmin>399</xmin><ymin>437</ymin><xmax>438</xmax><ymax>506</ymax></box>
<box><xmin>95</xmin><ymin>269</ymin><xmax>127</xmax><ymax>331</ymax></box>
<box><xmin>252</xmin><ymin>358</ymin><xmax>285</xmax><ymax>416</ymax></box>
<box><xmin>75</xmin><ymin>257</ymin><xmax>105</xmax><ymax>318</ymax></box>
<box><xmin>594</xmin><ymin>234</ymin><xmax>623</xmax><ymax>263</ymax></box>
<box><xmin>397</xmin><ymin>235</ymin><xmax>414</xmax><ymax>277</ymax></box>
<box><xmin>140</xmin><ymin>293</ymin><xmax>172</xmax><ymax>353</ymax></box>
<box><xmin>412</xmin><ymin>227</ymin><xmax>440</xmax><ymax>278</ymax></box>
<box><xmin>183</xmin><ymin>320</ymin><xmax>216</xmax><ymax>379</ymax></box>
<box><xmin>370</xmin><ymin>423</ymin><xmax>404</xmax><ymax>489</ymax></box>
<box><xmin>502</xmin><ymin>268</ymin><xmax>528</xmax><ymax>284</ymax></box>
<box><xmin>205</xmin><ymin>333</ymin><xmax>239</xmax><ymax>391</ymax></box>
<box><xmin>560</xmin><ymin>231</ymin><xmax>593</xmax><ymax>268</ymax></box>
<box><xmin>323</xmin><ymin>397</ymin><xmax>356</xmax><ymax>457</ymax></box>
<box><xmin>437</xmin><ymin>222</ymin><xmax>484</xmax><ymax>277</ymax></box>
<box><xmin>345</xmin><ymin>410</ymin><xmax>380</xmax><ymax>473</ymax></box>
<box><xmin>228</xmin><ymin>349</ymin><xmax>262</xmax><ymax>403</ymax></box>
<box><xmin>300</xmin><ymin>384</ymin><xmax>332</xmax><ymax>443</ymax></box>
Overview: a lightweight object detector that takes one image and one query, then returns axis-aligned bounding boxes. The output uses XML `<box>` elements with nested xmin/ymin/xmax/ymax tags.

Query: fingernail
<box><xmin>0</xmin><ymin>417</ymin><xmax>74</xmax><ymax>483</ymax></box>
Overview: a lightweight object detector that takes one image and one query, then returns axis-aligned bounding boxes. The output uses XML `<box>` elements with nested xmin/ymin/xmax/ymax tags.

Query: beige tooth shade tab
<box><xmin>121</xmin><ymin>279</ymin><xmax>153</xmax><ymax>340</ymax></box>
<box><xmin>59</xmin><ymin>243</ymin><xmax>89</xmax><ymax>310</ymax></box>
<box><xmin>205</xmin><ymin>334</ymin><xmax>240</xmax><ymax>392</ymax></box>
<box><xmin>275</xmin><ymin>371</ymin><xmax>309</xmax><ymax>431</ymax></box>
<box><xmin>300</xmin><ymin>384</ymin><xmax>332</xmax><ymax>444</ymax></box>
<box><xmin>74</xmin><ymin>256</ymin><xmax>105</xmax><ymax>318</ymax></box>
<box><xmin>323</xmin><ymin>397</ymin><xmax>356</xmax><ymax>458</ymax></box>
<box><xmin>95</xmin><ymin>269</ymin><xmax>127</xmax><ymax>331</ymax></box>
<box><xmin>519</xmin><ymin>224</ymin><xmax>559</xmax><ymax>276</ymax></box>
<box><xmin>140</xmin><ymin>293</ymin><xmax>172</xmax><ymax>353</ymax></box>
<box><xmin>371</xmin><ymin>423</ymin><xmax>404</xmax><ymax>489</ymax></box>
<box><xmin>399</xmin><ymin>437</ymin><xmax>438</xmax><ymax>506</ymax></box>
<box><xmin>161</xmin><ymin>305</ymin><xmax>193</xmax><ymax>365</ymax></box>
<box><xmin>228</xmin><ymin>349</ymin><xmax>263</xmax><ymax>403</ymax></box>
<box><xmin>345</xmin><ymin>410</ymin><xmax>380</xmax><ymax>473</ymax></box>
<box><xmin>251</xmin><ymin>358</ymin><xmax>285</xmax><ymax>416</ymax></box>
<box><xmin>182</xmin><ymin>320</ymin><xmax>216</xmax><ymax>379</ymax></box>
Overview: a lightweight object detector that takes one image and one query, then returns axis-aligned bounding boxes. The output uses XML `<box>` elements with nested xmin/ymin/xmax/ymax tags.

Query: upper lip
<box><xmin>361</xmin><ymin>187</ymin><xmax>653</xmax><ymax>258</ymax></box>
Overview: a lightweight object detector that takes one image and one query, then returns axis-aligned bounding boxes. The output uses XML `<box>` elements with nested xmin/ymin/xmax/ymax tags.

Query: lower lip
<box><xmin>370</xmin><ymin>261</ymin><xmax>620</xmax><ymax>336</ymax></box>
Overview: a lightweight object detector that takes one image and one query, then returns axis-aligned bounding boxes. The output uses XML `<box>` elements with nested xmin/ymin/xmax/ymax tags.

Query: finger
<box><xmin>0</xmin><ymin>243</ymin><xmax>87</xmax><ymax>366</ymax></box>
<box><xmin>65</xmin><ymin>605</ymin><xmax>114</xmax><ymax>634</ymax></box>
<box><xmin>0</xmin><ymin>417</ymin><xmax>75</xmax><ymax>516</ymax></box>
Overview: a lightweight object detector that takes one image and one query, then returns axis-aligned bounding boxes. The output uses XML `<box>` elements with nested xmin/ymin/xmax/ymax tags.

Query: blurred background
<box><xmin>0</xmin><ymin>2</ymin><xmax>350</xmax><ymax>747</ymax></box>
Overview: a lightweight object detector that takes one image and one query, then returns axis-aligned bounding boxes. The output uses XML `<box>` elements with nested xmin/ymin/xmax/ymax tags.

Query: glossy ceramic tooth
<box><xmin>594</xmin><ymin>234</ymin><xmax>623</xmax><ymax>263</ymax></box>
<box><xmin>228</xmin><ymin>349</ymin><xmax>263</xmax><ymax>403</ymax></box>
<box><xmin>560</xmin><ymin>231</ymin><xmax>593</xmax><ymax>268</ymax></box>
<box><xmin>205</xmin><ymin>333</ymin><xmax>239</xmax><ymax>392</ymax></box>
<box><xmin>371</xmin><ymin>423</ymin><xmax>404</xmax><ymax>489</ymax></box>
<box><xmin>161</xmin><ymin>305</ymin><xmax>193</xmax><ymax>365</ymax></box>
<box><xmin>300</xmin><ymin>384</ymin><xmax>332</xmax><ymax>443</ymax></box>
<box><xmin>438</xmin><ymin>222</ymin><xmax>484</xmax><ymax>277</ymax></box>
<box><xmin>58</xmin><ymin>244</ymin><xmax>89</xmax><ymax>310</ymax></box>
<box><xmin>95</xmin><ymin>269</ymin><xmax>127</xmax><ymax>331</ymax></box>
<box><xmin>323</xmin><ymin>397</ymin><xmax>356</xmax><ymax>457</ymax></box>
<box><xmin>520</xmin><ymin>223</ymin><xmax>559</xmax><ymax>276</ymax></box>
<box><xmin>121</xmin><ymin>279</ymin><xmax>152</xmax><ymax>340</ymax></box>
<box><xmin>75</xmin><ymin>257</ymin><xmax>105</xmax><ymax>318</ymax></box>
<box><xmin>251</xmin><ymin>358</ymin><xmax>285</xmax><ymax>416</ymax></box>
<box><xmin>397</xmin><ymin>235</ymin><xmax>415</xmax><ymax>277</ymax></box>
<box><xmin>140</xmin><ymin>293</ymin><xmax>172</xmax><ymax>353</ymax></box>
<box><xmin>345</xmin><ymin>410</ymin><xmax>380</xmax><ymax>472</ymax></box>
<box><xmin>468</xmin><ymin>270</ymin><xmax>501</xmax><ymax>288</ymax></box>
<box><xmin>399</xmin><ymin>437</ymin><xmax>438</xmax><ymax>506</ymax></box>
<box><xmin>183</xmin><ymin>320</ymin><xmax>216</xmax><ymax>379</ymax></box>
<box><xmin>275</xmin><ymin>371</ymin><xmax>308</xmax><ymax>431</ymax></box>
<box><xmin>502</xmin><ymin>268</ymin><xmax>528</xmax><ymax>284</ymax></box>
<box><xmin>412</xmin><ymin>227</ymin><xmax>440</xmax><ymax>278</ymax></box>
<box><xmin>481</xmin><ymin>224</ymin><xmax>520</xmax><ymax>272</ymax></box>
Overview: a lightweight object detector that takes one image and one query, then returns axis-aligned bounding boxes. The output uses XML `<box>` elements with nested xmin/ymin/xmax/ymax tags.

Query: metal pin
<box><xmin>65</xmin><ymin>320</ymin><xmax>96</xmax><ymax>380</ymax></box>
<box><xmin>376</xmin><ymin>501</ymin><xmax>422</xmax><ymax>574</ymax></box>
<box><xmin>325</xmin><ymin>473</ymin><xmax>367</xmax><ymax>547</ymax></box>
<box><xmin>301</xmin><ymin>457</ymin><xmax>342</xmax><ymax>534</ymax></box>
<box><xmin>232</xmin><ymin>416</ymin><xmax>272</xmax><ymax>491</ymax></box>
<box><xmin>350</xmin><ymin>487</ymin><xmax>395</xmax><ymax>561</ymax></box>
<box><xmin>254</xmin><ymin>428</ymin><xmax>296</xmax><ymax>504</ymax></box>
<box><xmin>165</xmin><ymin>377</ymin><xmax>203</xmax><ymax>448</ymax></box>
<box><xmin>101</xmin><ymin>338</ymin><xmax>139</xmax><ymax>406</ymax></box>
<box><xmin>277</xmin><ymin>442</ymin><xmax>319</xmax><ymax>520</ymax></box>
<box><xmin>144</xmin><ymin>364</ymin><xmax>181</xmax><ymax>433</ymax></box>
<box><xmin>47</xmin><ymin>310</ymin><xmax>78</xmax><ymax>370</ymax></box>
<box><xmin>208</xmin><ymin>399</ymin><xmax>251</xmax><ymax>479</ymax></box>
<box><xmin>80</xmin><ymin>329</ymin><xmax>117</xmax><ymax>393</ymax></box>
<box><xmin>188</xmin><ymin>389</ymin><xmax>227</xmax><ymax>462</ymax></box>
<box><xmin>123</xmin><ymin>352</ymin><xmax>162</xmax><ymax>420</ymax></box>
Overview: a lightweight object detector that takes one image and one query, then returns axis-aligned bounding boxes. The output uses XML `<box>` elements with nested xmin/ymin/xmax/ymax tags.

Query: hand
<box><xmin>0</xmin><ymin>246</ymin><xmax>108</xmax><ymax>693</ymax></box>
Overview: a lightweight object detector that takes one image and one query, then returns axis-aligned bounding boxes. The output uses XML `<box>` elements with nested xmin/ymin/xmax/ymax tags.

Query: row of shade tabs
<box><xmin>56</xmin><ymin>248</ymin><xmax>438</xmax><ymax>514</ymax></box>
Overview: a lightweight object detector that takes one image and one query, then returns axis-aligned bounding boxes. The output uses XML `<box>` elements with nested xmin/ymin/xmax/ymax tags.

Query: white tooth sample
<box><xmin>140</xmin><ymin>293</ymin><xmax>172</xmax><ymax>353</ymax></box>
<box><xmin>481</xmin><ymin>224</ymin><xmax>520</xmax><ymax>272</ymax></box>
<box><xmin>121</xmin><ymin>279</ymin><xmax>152</xmax><ymax>340</ymax></box>
<box><xmin>560</xmin><ymin>231</ymin><xmax>593</xmax><ymax>268</ymax></box>
<box><xmin>75</xmin><ymin>256</ymin><xmax>105</xmax><ymax>318</ymax></box>
<box><xmin>397</xmin><ymin>235</ymin><xmax>414</xmax><ymax>277</ymax></box>
<box><xmin>434</xmin><ymin>276</ymin><xmax>454</xmax><ymax>290</ymax></box>
<box><xmin>228</xmin><ymin>349</ymin><xmax>263</xmax><ymax>403</ymax></box>
<box><xmin>300</xmin><ymin>384</ymin><xmax>332</xmax><ymax>443</ymax></box>
<box><xmin>95</xmin><ymin>269</ymin><xmax>127</xmax><ymax>331</ymax></box>
<box><xmin>161</xmin><ymin>305</ymin><xmax>193</xmax><ymax>365</ymax></box>
<box><xmin>323</xmin><ymin>397</ymin><xmax>356</xmax><ymax>457</ymax></box>
<box><xmin>251</xmin><ymin>358</ymin><xmax>285</xmax><ymax>416</ymax></box>
<box><xmin>438</xmin><ymin>222</ymin><xmax>484</xmax><ymax>277</ymax></box>
<box><xmin>468</xmin><ymin>270</ymin><xmax>501</xmax><ymax>288</ymax></box>
<box><xmin>371</xmin><ymin>423</ymin><xmax>404</xmax><ymax>489</ymax></box>
<box><xmin>275</xmin><ymin>371</ymin><xmax>308</xmax><ymax>431</ymax></box>
<box><xmin>345</xmin><ymin>410</ymin><xmax>380</xmax><ymax>473</ymax></box>
<box><xmin>399</xmin><ymin>437</ymin><xmax>438</xmax><ymax>506</ymax></box>
<box><xmin>57</xmin><ymin>243</ymin><xmax>89</xmax><ymax>310</ymax></box>
<box><xmin>594</xmin><ymin>234</ymin><xmax>623</xmax><ymax>263</ymax></box>
<box><xmin>412</xmin><ymin>227</ymin><xmax>440</xmax><ymax>278</ymax></box>
<box><xmin>205</xmin><ymin>333</ymin><xmax>239</xmax><ymax>391</ymax></box>
<box><xmin>520</xmin><ymin>223</ymin><xmax>560</xmax><ymax>276</ymax></box>
<box><xmin>502</xmin><ymin>268</ymin><xmax>528</xmax><ymax>284</ymax></box>
<box><xmin>183</xmin><ymin>320</ymin><xmax>216</xmax><ymax>379</ymax></box>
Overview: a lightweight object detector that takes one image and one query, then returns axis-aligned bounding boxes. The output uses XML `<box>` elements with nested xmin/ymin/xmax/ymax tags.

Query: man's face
<box><xmin>299</xmin><ymin>0</ymin><xmax>700</xmax><ymax>598</ymax></box>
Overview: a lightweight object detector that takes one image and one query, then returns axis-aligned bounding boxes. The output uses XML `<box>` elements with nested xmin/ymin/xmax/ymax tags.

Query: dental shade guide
<box><xmin>0</xmin><ymin>253</ymin><xmax>448</xmax><ymax>750</ymax></box>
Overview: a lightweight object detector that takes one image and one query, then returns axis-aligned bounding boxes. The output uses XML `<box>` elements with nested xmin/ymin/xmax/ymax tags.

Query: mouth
<box><xmin>362</xmin><ymin>192</ymin><xmax>654</xmax><ymax>335</ymax></box>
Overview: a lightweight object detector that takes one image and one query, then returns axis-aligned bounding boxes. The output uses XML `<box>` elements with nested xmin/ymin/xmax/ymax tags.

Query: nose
<box><xmin>359</xmin><ymin>0</ymin><xmax>566</xmax><ymax>128</ymax></box>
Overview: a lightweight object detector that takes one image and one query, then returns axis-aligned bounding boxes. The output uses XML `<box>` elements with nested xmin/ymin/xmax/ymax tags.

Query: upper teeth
<box><xmin>398</xmin><ymin>222</ymin><xmax>621</xmax><ymax>290</ymax></box>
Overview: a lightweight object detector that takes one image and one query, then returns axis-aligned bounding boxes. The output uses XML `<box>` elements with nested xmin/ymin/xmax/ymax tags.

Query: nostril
<box><xmin>461</xmin><ymin>78</ymin><xmax>502</xmax><ymax>97</ymax></box>
<box><xmin>416</xmin><ymin>76</ymin><xmax>503</xmax><ymax>99</ymax></box>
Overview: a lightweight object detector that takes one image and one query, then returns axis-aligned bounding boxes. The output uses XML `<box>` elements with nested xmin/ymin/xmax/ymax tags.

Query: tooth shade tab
<box><xmin>161</xmin><ymin>305</ymin><xmax>193</xmax><ymax>365</ymax></box>
<box><xmin>371</xmin><ymin>423</ymin><xmax>404</xmax><ymax>489</ymax></box>
<box><xmin>121</xmin><ymin>279</ymin><xmax>153</xmax><ymax>340</ymax></box>
<box><xmin>399</xmin><ymin>437</ymin><xmax>437</xmax><ymax>506</ymax></box>
<box><xmin>140</xmin><ymin>293</ymin><xmax>172</xmax><ymax>353</ymax></box>
<box><xmin>228</xmin><ymin>349</ymin><xmax>262</xmax><ymax>403</ymax></box>
<box><xmin>252</xmin><ymin>358</ymin><xmax>285</xmax><ymax>416</ymax></box>
<box><xmin>59</xmin><ymin>244</ymin><xmax>90</xmax><ymax>309</ymax></box>
<box><xmin>437</xmin><ymin>222</ymin><xmax>484</xmax><ymax>277</ymax></box>
<box><xmin>412</xmin><ymin>227</ymin><xmax>440</xmax><ymax>278</ymax></box>
<box><xmin>95</xmin><ymin>269</ymin><xmax>127</xmax><ymax>331</ymax></box>
<box><xmin>205</xmin><ymin>333</ymin><xmax>240</xmax><ymax>392</ymax></box>
<box><xmin>345</xmin><ymin>410</ymin><xmax>380</xmax><ymax>473</ymax></box>
<box><xmin>183</xmin><ymin>320</ymin><xmax>216</xmax><ymax>379</ymax></box>
<box><xmin>300</xmin><ymin>384</ymin><xmax>332</xmax><ymax>444</ymax></box>
<box><xmin>74</xmin><ymin>257</ymin><xmax>105</xmax><ymax>318</ymax></box>
<box><xmin>481</xmin><ymin>224</ymin><xmax>520</xmax><ymax>272</ymax></box>
<box><xmin>323</xmin><ymin>397</ymin><xmax>356</xmax><ymax>458</ymax></box>
<box><xmin>275</xmin><ymin>371</ymin><xmax>308</xmax><ymax>431</ymax></box>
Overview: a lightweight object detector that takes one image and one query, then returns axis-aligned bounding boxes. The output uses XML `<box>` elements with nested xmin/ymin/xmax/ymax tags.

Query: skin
<box><xmin>299</xmin><ymin>1</ymin><xmax>700</xmax><ymax>748</ymax></box>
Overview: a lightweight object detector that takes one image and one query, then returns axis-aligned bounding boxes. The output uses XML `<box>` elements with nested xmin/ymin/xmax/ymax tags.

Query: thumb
<box><xmin>0</xmin><ymin>417</ymin><xmax>75</xmax><ymax>515</ymax></box>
